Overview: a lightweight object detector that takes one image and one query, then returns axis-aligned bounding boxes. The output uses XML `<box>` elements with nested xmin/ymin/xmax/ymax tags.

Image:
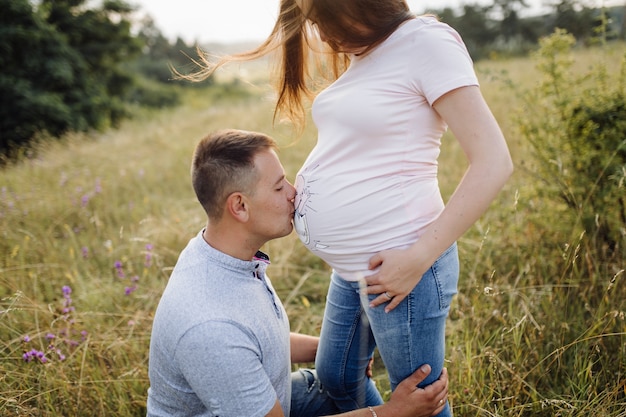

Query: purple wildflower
<box><xmin>50</xmin><ymin>344</ymin><xmax>67</xmax><ymax>361</ymax></box>
<box><xmin>144</xmin><ymin>243</ymin><xmax>153</xmax><ymax>267</ymax></box>
<box><xmin>62</xmin><ymin>286</ymin><xmax>72</xmax><ymax>297</ymax></box>
<box><xmin>81</xmin><ymin>246</ymin><xmax>89</xmax><ymax>258</ymax></box>
<box><xmin>23</xmin><ymin>349</ymin><xmax>48</xmax><ymax>363</ymax></box>
<box><xmin>23</xmin><ymin>335</ymin><xmax>30</xmax><ymax>343</ymax></box>
<box><xmin>114</xmin><ymin>260</ymin><xmax>125</xmax><ymax>278</ymax></box>
<box><xmin>61</xmin><ymin>286</ymin><xmax>73</xmax><ymax>315</ymax></box>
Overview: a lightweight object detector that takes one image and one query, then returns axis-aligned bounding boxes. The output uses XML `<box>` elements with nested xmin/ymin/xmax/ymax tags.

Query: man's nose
<box><xmin>288</xmin><ymin>184</ymin><xmax>296</xmax><ymax>201</ymax></box>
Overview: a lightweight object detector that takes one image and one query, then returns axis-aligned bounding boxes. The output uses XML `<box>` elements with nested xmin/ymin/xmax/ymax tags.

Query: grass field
<box><xmin>1</xmin><ymin>41</ymin><xmax>625</xmax><ymax>416</ymax></box>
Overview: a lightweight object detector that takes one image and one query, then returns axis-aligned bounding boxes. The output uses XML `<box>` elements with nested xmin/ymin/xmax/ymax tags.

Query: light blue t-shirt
<box><xmin>147</xmin><ymin>231</ymin><xmax>291</xmax><ymax>417</ymax></box>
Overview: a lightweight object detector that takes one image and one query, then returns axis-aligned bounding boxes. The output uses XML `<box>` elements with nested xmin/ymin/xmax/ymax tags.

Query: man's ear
<box><xmin>225</xmin><ymin>192</ymin><xmax>250</xmax><ymax>223</ymax></box>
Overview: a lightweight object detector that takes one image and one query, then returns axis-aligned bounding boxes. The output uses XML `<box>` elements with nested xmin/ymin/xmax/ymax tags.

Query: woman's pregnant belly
<box><xmin>294</xmin><ymin>172</ymin><xmax>443</xmax><ymax>281</ymax></box>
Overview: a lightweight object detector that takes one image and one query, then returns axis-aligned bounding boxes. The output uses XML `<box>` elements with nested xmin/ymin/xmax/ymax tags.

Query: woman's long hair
<box><xmin>187</xmin><ymin>0</ymin><xmax>413</xmax><ymax>128</ymax></box>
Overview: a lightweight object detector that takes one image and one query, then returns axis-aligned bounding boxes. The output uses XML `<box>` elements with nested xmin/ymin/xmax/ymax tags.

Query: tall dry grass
<box><xmin>1</xmin><ymin>42</ymin><xmax>625</xmax><ymax>416</ymax></box>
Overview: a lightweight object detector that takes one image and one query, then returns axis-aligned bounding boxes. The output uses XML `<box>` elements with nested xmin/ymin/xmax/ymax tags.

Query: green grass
<box><xmin>1</xmin><ymin>44</ymin><xmax>625</xmax><ymax>416</ymax></box>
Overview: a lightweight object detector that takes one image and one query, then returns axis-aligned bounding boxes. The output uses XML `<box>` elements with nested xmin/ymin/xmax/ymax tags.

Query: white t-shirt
<box><xmin>294</xmin><ymin>17</ymin><xmax>478</xmax><ymax>281</ymax></box>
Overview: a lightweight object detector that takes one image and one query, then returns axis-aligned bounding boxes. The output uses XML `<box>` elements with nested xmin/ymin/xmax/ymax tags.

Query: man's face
<box><xmin>246</xmin><ymin>149</ymin><xmax>296</xmax><ymax>241</ymax></box>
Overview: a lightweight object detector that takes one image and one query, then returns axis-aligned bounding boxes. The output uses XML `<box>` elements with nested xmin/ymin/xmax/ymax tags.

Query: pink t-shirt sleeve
<box><xmin>409</xmin><ymin>18</ymin><xmax>479</xmax><ymax>105</ymax></box>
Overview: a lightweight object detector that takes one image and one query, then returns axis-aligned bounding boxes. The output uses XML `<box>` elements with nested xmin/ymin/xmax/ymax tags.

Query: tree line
<box><xmin>1</xmin><ymin>0</ymin><xmax>623</xmax><ymax>159</ymax></box>
<box><xmin>0</xmin><ymin>0</ymin><xmax>204</xmax><ymax>159</ymax></box>
<box><xmin>433</xmin><ymin>0</ymin><xmax>625</xmax><ymax>58</ymax></box>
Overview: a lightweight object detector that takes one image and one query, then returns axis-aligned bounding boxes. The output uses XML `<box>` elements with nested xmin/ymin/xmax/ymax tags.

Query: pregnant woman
<box><xmin>191</xmin><ymin>1</ymin><xmax>513</xmax><ymax>415</ymax></box>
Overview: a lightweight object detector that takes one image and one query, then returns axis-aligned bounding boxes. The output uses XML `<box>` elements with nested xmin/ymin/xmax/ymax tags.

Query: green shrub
<box><xmin>124</xmin><ymin>79</ymin><xmax>181</xmax><ymax>108</ymax></box>
<box><xmin>517</xmin><ymin>29</ymin><xmax>625</xmax><ymax>260</ymax></box>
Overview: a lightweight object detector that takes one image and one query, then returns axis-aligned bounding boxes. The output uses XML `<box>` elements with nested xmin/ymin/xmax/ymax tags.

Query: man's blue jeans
<box><xmin>290</xmin><ymin>369</ymin><xmax>341</xmax><ymax>416</ymax></box>
<box><xmin>315</xmin><ymin>243</ymin><xmax>459</xmax><ymax>416</ymax></box>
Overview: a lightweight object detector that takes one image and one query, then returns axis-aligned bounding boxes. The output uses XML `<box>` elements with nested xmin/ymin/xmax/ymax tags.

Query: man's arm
<box><xmin>290</xmin><ymin>332</ymin><xmax>319</xmax><ymax>363</ymax></box>
<box><xmin>266</xmin><ymin>400</ymin><xmax>287</xmax><ymax>417</ymax></box>
<box><xmin>352</xmin><ymin>365</ymin><xmax>448</xmax><ymax>417</ymax></box>
<box><xmin>265</xmin><ymin>364</ymin><xmax>448</xmax><ymax>417</ymax></box>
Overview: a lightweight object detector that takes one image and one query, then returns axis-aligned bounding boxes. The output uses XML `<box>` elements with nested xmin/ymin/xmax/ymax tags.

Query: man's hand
<box><xmin>383</xmin><ymin>364</ymin><xmax>449</xmax><ymax>417</ymax></box>
<box><xmin>366</xmin><ymin>356</ymin><xmax>374</xmax><ymax>378</ymax></box>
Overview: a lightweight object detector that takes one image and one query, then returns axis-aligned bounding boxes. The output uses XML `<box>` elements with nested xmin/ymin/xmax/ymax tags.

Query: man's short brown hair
<box><xmin>191</xmin><ymin>129</ymin><xmax>277</xmax><ymax>220</ymax></box>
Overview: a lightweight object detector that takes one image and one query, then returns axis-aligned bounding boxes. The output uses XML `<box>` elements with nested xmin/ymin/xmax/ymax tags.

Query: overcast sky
<box><xmin>128</xmin><ymin>0</ymin><xmax>558</xmax><ymax>44</ymax></box>
<box><xmin>129</xmin><ymin>0</ymin><xmax>621</xmax><ymax>44</ymax></box>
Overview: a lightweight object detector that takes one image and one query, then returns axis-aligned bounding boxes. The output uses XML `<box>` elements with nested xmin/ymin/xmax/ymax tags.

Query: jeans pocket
<box><xmin>298</xmin><ymin>369</ymin><xmax>318</xmax><ymax>393</ymax></box>
<box><xmin>431</xmin><ymin>243</ymin><xmax>460</xmax><ymax>311</ymax></box>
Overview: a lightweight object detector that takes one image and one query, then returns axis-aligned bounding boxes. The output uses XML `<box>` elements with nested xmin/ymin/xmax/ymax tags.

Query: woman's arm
<box><xmin>366</xmin><ymin>85</ymin><xmax>513</xmax><ymax>311</ymax></box>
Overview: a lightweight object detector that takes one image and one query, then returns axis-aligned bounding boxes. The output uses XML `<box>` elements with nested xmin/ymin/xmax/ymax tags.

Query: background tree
<box><xmin>439</xmin><ymin>4</ymin><xmax>498</xmax><ymax>59</ymax></box>
<box><xmin>41</xmin><ymin>0</ymin><xmax>142</xmax><ymax>126</ymax></box>
<box><xmin>2</xmin><ymin>0</ymin><xmax>624</xmax><ymax>159</ymax></box>
<box><xmin>492</xmin><ymin>0</ymin><xmax>530</xmax><ymax>42</ymax></box>
<box><xmin>133</xmin><ymin>17</ymin><xmax>179</xmax><ymax>84</ymax></box>
<box><xmin>0</xmin><ymin>0</ymin><xmax>87</xmax><ymax>154</ymax></box>
<box><xmin>547</xmin><ymin>0</ymin><xmax>596</xmax><ymax>41</ymax></box>
<box><xmin>0</xmin><ymin>0</ymin><xmax>141</xmax><ymax>157</ymax></box>
<box><xmin>123</xmin><ymin>17</ymin><xmax>212</xmax><ymax>108</ymax></box>
<box><xmin>131</xmin><ymin>27</ymin><xmax>208</xmax><ymax>86</ymax></box>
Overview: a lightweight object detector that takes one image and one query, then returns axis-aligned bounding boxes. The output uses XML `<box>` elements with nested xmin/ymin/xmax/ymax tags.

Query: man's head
<box><xmin>191</xmin><ymin>129</ymin><xmax>296</xmax><ymax>241</ymax></box>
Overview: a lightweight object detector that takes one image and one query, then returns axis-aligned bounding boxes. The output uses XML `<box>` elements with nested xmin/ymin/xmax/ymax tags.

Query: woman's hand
<box><xmin>366</xmin><ymin>85</ymin><xmax>513</xmax><ymax>314</ymax></box>
<box><xmin>364</xmin><ymin>247</ymin><xmax>429</xmax><ymax>313</ymax></box>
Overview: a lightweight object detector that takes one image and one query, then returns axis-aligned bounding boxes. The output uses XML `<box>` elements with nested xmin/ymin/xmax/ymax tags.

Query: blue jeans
<box><xmin>315</xmin><ymin>243</ymin><xmax>459</xmax><ymax>416</ymax></box>
<box><xmin>290</xmin><ymin>369</ymin><xmax>341</xmax><ymax>416</ymax></box>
